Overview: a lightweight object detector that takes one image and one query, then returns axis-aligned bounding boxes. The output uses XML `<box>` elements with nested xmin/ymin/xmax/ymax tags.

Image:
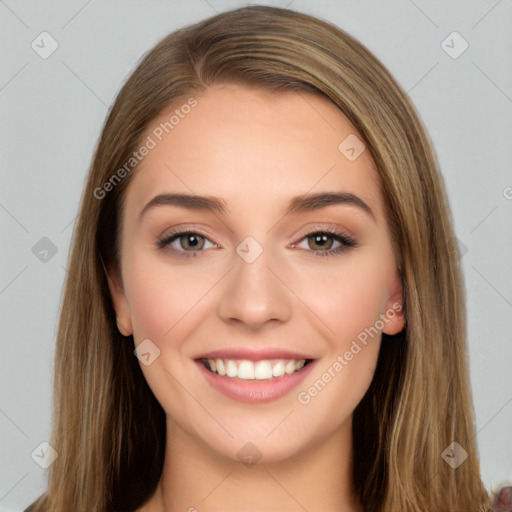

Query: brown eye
<box><xmin>179</xmin><ymin>233</ymin><xmax>205</xmax><ymax>251</ymax></box>
<box><xmin>157</xmin><ymin>231</ymin><xmax>217</xmax><ymax>253</ymax></box>
<box><xmin>293</xmin><ymin>230</ymin><xmax>357</xmax><ymax>256</ymax></box>
<box><xmin>307</xmin><ymin>233</ymin><xmax>334</xmax><ymax>251</ymax></box>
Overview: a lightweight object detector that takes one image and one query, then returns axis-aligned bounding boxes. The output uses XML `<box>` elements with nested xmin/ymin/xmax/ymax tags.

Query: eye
<box><xmin>293</xmin><ymin>230</ymin><xmax>356</xmax><ymax>256</ymax></box>
<box><xmin>156</xmin><ymin>231</ymin><xmax>218</xmax><ymax>253</ymax></box>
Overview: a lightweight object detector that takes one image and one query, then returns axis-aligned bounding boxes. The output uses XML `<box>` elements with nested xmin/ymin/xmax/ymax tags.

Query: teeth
<box><xmin>272</xmin><ymin>360</ymin><xmax>285</xmax><ymax>377</ymax></box>
<box><xmin>285</xmin><ymin>360</ymin><xmax>296</xmax><ymax>375</ymax></box>
<box><xmin>254</xmin><ymin>361</ymin><xmax>273</xmax><ymax>380</ymax></box>
<box><xmin>216</xmin><ymin>359</ymin><xmax>226</xmax><ymax>376</ymax></box>
<box><xmin>238</xmin><ymin>360</ymin><xmax>255</xmax><ymax>379</ymax></box>
<box><xmin>226</xmin><ymin>360</ymin><xmax>238</xmax><ymax>377</ymax></box>
<box><xmin>205</xmin><ymin>358</ymin><xmax>309</xmax><ymax>380</ymax></box>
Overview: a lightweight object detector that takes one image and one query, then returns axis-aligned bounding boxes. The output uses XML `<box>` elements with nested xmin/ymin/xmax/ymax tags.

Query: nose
<box><xmin>217</xmin><ymin>242</ymin><xmax>293</xmax><ymax>329</ymax></box>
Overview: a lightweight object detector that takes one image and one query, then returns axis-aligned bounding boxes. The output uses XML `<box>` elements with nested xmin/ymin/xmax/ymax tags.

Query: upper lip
<box><xmin>195</xmin><ymin>347</ymin><xmax>315</xmax><ymax>361</ymax></box>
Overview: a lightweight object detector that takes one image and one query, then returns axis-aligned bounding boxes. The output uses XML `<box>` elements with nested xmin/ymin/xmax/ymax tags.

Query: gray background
<box><xmin>1</xmin><ymin>1</ymin><xmax>511</xmax><ymax>510</ymax></box>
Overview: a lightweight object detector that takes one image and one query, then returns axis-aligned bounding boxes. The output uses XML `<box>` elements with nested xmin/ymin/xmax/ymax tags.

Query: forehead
<box><xmin>124</xmin><ymin>84</ymin><xmax>384</xmax><ymax>219</ymax></box>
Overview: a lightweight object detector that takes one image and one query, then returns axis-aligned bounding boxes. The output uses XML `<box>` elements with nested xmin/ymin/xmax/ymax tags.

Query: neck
<box><xmin>140</xmin><ymin>417</ymin><xmax>362</xmax><ymax>512</ymax></box>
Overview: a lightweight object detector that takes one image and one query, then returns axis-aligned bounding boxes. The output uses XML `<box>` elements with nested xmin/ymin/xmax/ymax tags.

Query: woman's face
<box><xmin>109</xmin><ymin>84</ymin><xmax>404</xmax><ymax>465</ymax></box>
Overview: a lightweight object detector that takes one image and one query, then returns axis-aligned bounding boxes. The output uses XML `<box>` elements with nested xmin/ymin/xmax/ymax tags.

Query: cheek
<box><xmin>124</xmin><ymin>273</ymin><xmax>174</xmax><ymax>339</ymax></box>
<box><xmin>292</xmin><ymin>255</ymin><xmax>390</xmax><ymax>434</ymax></box>
<box><xmin>121</xmin><ymin>251</ymin><xmax>220</xmax><ymax>340</ymax></box>
<box><xmin>288</xmin><ymin>251</ymin><xmax>392</xmax><ymax>345</ymax></box>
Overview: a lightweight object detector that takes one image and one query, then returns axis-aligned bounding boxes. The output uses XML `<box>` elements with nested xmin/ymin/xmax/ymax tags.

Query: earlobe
<box><xmin>382</xmin><ymin>271</ymin><xmax>405</xmax><ymax>335</ymax></box>
<box><xmin>382</xmin><ymin>299</ymin><xmax>405</xmax><ymax>335</ymax></box>
<box><xmin>105</xmin><ymin>266</ymin><xmax>133</xmax><ymax>337</ymax></box>
<box><xmin>115</xmin><ymin>318</ymin><xmax>132</xmax><ymax>337</ymax></box>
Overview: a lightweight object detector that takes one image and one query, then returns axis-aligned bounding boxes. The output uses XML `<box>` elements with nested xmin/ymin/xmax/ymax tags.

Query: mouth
<box><xmin>194</xmin><ymin>355</ymin><xmax>317</xmax><ymax>404</ymax></box>
<box><xmin>199</xmin><ymin>357</ymin><xmax>314</xmax><ymax>380</ymax></box>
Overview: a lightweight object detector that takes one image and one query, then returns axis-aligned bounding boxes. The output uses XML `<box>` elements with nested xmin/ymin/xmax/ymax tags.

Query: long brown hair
<box><xmin>27</xmin><ymin>6</ymin><xmax>492</xmax><ymax>511</ymax></box>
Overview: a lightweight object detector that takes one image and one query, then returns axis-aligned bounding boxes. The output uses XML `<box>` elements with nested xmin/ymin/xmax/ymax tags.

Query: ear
<box><xmin>382</xmin><ymin>268</ymin><xmax>405</xmax><ymax>335</ymax></box>
<box><xmin>105</xmin><ymin>265</ymin><xmax>133</xmax><ymax>337</ymax></box>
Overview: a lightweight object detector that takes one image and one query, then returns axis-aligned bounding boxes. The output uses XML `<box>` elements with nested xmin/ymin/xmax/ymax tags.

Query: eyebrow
<box><xmin>286</xmin><ymin>192</ymin><xmax>374</xmax><ymax>219</ymax></box>
<box><xmin>139</xmin><ymin>193</ymin><xmax>229</xmax><ymax>221</ymax></box>
<box><xmin>138</xmin><ymin>191</ymin><xmax>374</xmax><ymax>221</ymax></box>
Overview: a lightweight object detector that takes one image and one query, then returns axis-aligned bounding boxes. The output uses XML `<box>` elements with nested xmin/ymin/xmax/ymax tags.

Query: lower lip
<box><xmin>196</xmin><ymin>360</ymin><xmax>316</xmax><ymax>404</ymax></box>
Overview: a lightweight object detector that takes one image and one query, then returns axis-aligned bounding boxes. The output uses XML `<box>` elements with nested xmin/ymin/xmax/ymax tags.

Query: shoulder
<box><xmin>492</xmin><ymin>485</ymin><xmax>512</xmax><ymax>511</ymax></box>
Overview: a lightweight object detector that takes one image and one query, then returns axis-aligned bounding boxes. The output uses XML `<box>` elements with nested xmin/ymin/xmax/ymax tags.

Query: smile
<box><xmin>200</xmin><ymin>358</ymin><xmax>313</xmax><ymax>380</ymax></box>
<box><xmin>196</xmin><ymin>356</ymin><xmax>316</xmax><ymax>404</ymax></box>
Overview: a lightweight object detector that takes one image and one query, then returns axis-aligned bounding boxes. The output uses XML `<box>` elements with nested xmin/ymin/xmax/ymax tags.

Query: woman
<box><xmin>25</xmin><ymin>5</ymin><xmax>498</xmax><ymax>511</ymax></box>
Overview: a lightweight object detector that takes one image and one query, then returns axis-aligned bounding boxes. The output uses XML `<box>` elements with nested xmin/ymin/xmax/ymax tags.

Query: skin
<box><xmin>108</xmin><ymin>84</ymin><xmax>404</xmax><ymax>512</ymax></box>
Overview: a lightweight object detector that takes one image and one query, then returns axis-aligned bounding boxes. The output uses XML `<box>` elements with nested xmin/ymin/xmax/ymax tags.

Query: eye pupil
<box><xmin>308</xmin><ymin>233</ymin><xmax>333</xmax><ymax>250</ymax></box>
<box><xmin>181</xmin><ymin>234</ymin><xmax>204</xmax><ymax>250</ymax></box>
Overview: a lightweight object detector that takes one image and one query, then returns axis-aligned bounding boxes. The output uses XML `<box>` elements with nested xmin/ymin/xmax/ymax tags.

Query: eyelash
<box><xmin>156</xmin><ymin>229</ymin><xmax>216</xmax><ymax>258</ymax></box>
<box><xmin>293</xmin><ymin>228</ymin><xmax>357</xmax><ymax>256</ymax></box>
<box><xmin>155</xmin><ymin>228</ymin><xmax>357</xmax><ymax>258</ymax></box>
